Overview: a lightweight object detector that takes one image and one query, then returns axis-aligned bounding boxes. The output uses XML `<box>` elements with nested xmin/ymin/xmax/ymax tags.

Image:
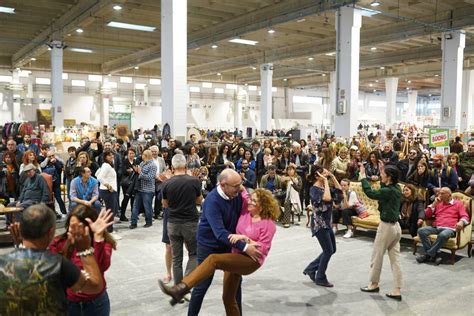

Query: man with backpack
<box><xmin>427</xmin><ymin>153</ymin><xmax>458</xmax><ymax>200</ymax></box>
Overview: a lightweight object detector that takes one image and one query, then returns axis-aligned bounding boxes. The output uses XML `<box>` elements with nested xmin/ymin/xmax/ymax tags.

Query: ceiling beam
<box><xmin>12</xmin><ymin>0</ymin><xmax>114</xmax><ymax>68</ymax></box>
<box><xmin>101</xmin><ymin>0</ymin><xmax>350</xmax><ymax>73</ymax></box>
<box><xmin>187</xmin><ymin>5</ymin><xmax>474</xmax><ymax>78</ymax></box>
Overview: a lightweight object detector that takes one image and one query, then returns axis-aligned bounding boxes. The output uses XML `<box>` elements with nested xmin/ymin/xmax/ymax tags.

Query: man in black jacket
<box><xmin>41</xmin><ymin>151</ymin><xmax>67</xmax><ymax>215</ymax></box>
<box><xmin>397</xmin><ymin>148</ymin><xmax>420</xmax><ymax>182</ymax></box>
<box><xmin>76</xmin><ymin>136</ymin><xmax>103</xmax><ymax>163</ymax></box>
<box><xmin>291</xmin><ymin>142</ymin><xmax>310</xmax><ymax>207</ymax></box>
<box><xmin>380</xmin><ymin>142</ymin><xmax>399</xmax><ymax>164</ymax></box>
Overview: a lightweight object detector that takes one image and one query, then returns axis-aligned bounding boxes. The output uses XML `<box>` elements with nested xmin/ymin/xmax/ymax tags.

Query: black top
<box><xmin>162</xmin><ymin>174</ymin><xmax>201</xmax><ymax>224</ymax></box>
<box><xmin>0</xmin><ymin>248</ymin><xmax>80</xmax><ymax>315</ymax></box>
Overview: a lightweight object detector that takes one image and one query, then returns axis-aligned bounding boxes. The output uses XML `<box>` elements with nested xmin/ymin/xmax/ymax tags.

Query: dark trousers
<box><xmin>188</xmin><ymin>245</ymin><xmax>242</xmax><ymax>316</ymax></box>
<box><xmin>304</xmin><ymin>228</ymin><xmax>336</xmax><ymax>283</ymax></box>
<box><xmin>333</xmin><ymin>208</ymin><xmax>357</xmax><ymax>226</ymax></box>
<box><xmin>154</xmin><ymin>189</ymin><xmax>163</xmax><ymax>217</ymax></box>
<box><xmin>120</xmin><ymin>185</ymin><xmax>134</xmax><ymax>216</ymax></box>
<box><xmin>99</xmin><ymin>189</ymin><xmax>118</xmax><ymax>232</ymax></box>
<box><xmin>53</xmin><ymin>184</ymin><xmax>67</xmax><ymax>214</ymax></box>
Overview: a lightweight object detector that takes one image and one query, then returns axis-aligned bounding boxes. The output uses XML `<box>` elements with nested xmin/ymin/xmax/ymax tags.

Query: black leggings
<box><xmin>332</xmin><ymin>208</ymin><xmax>357</xmax><ymax>226</ymax></box>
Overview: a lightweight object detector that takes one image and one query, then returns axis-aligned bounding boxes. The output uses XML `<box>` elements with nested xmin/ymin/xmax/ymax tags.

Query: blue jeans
<box><xmin>418</xmin><ymin>226</ymin><xmax>455</xmax><ymax>257</ymax></box>
<box><xmin>304</xmin><ymin>228</ymin><xmax>336</xmax><ymax>283</ymax></box>
<box><xmin>53</xmin><ymin>184</ymin><xmax>67</xmax><ymax>214</ymax></box>
<box><xmin>131</xmin><ymin>191</ymin><xmax>154</xmax><ymax>225</ymax></box>
<box><xmin>67</xmin><ymin>291</ymin><xmax>110</xmax><ymax>316</ymax></box>
<box><xmin>69</xmin><ymin>201</ymin><xmax>102</xmax><ymax>213</ymax></box>
<box><xmin>188</xmin><ymin>245</ymin><xmax>242</xmax><ymax>316</ymax></box>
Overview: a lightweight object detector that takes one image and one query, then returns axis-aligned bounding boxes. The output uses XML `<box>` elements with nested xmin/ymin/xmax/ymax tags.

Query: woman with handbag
<box><xmin>119</xmin><ymin>148</ymin><xmax>138</xmax><ymax>221</ymax></box>
<box><xmin>332</xmin><ymin>178</ymin><xmax>368</xmax><ymax>238</ymax></box>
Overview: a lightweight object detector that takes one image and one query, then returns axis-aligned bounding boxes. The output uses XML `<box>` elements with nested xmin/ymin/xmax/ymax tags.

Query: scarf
<box><xmin>400</xmin><ymin>200</ymin><xmax>413</xmax><ymax>219</ymax></box>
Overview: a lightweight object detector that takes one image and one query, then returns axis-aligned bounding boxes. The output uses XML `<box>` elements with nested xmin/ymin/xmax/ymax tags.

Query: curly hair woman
<box><xmin>159</xmin><ymin>188</ymin><xmax>280</xmax><ymax>315</ymax></box>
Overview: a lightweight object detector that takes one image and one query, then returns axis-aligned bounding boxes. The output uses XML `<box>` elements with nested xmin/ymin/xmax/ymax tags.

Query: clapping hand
<box><xmin>9</xmin><ymin>222</ymin><xmax>22</xmax><ymax>247</ymax></box>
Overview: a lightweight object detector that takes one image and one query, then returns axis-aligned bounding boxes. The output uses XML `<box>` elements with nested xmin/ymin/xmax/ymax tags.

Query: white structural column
<box><xmin>100</xmin><ymin>77</ymin><xmax>111</xmax><ymax>127</ymax></box>
<box><xmin>11</xmin><ymin>69</ymin><xmax>22</xmax><ymax>121</ymax></box>
<box><xmin>334</xmin><ymin>7</ymin><xmax>361</xmax><ymax>137</ymax></box>
<box><xmin>161</xmin><ymin>0</ymin><xmax>187</xmax><ymax>138</ymax></box>
<box><xmin>440</xmin><ymin>31</ymin><xmax>465</xmax><ymax>130</ymax></box>
<box><xmin>260</xmin><ymin>63</ymin><xmax>273</xmax><ymax>131</ymax></box>
<box><xmin>234</xmin><ymin>89</ymin><xmax>245</xmax><ymax>131</ymax></box>
<box><xmin>50</xmin><ymin>40</ymin><xmax>64</xmax><ymax>127</ymax></box>
<box><xmin>460</xmin><ymin>70</ymin><xmax>474</xmax><ymax>132</ymax></box>
<box><xmin>406</xmin><ymin>90</ymin><xmax>418</xmax><ymax>123</ymax></box>
<box><xmin>385</xmin><ymin>77</ymin><xmax>399</xmax><ymax>126</ymax></box>
<box><xmin>328</xmin><ymin>71</ymin><xmax>337</xmax><ymax>130</ymax></box>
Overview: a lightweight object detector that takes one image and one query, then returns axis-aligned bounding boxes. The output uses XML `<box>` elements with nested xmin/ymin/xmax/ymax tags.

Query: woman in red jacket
<box><xmin>49</xmin><ymin>206</ymin><xmax>116</xmax><ymax>316</ymax></box>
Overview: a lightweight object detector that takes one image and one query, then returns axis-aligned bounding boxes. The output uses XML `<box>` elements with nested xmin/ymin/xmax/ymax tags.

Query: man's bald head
<box><xmin>218</xmin><ymin>169</ymin><xmax>242</xmax><ymax>199</ymax></box>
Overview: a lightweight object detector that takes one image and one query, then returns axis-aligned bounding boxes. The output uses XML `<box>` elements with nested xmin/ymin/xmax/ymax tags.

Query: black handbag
<box><xmin>125</xmin><ymin>173</ymin><xmax>138</xmax><ymax>197</ymax></box>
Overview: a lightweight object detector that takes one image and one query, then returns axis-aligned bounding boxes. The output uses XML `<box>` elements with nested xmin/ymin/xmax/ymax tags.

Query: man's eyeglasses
<box><xmin>409</xmin><ymin>152</ymin><xmax>417</xmax><ymax>155</ymax></box>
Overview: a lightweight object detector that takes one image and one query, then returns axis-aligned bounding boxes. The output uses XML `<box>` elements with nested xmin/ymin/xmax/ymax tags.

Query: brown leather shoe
<box><xmin>158</xmin><ymin>280</ymin><xmax>190</xmax><ymax>306</ymax></box>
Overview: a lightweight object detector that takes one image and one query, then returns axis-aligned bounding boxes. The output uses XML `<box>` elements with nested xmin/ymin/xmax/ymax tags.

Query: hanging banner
<box><xmin>428</xmin><ymin>128</ymin><xmax>450</xmax><ymax>155</ymax></box>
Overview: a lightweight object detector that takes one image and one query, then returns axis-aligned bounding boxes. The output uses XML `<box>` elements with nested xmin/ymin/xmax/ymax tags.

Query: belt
<box><xmin>381</xmin><ymin>219</ymin><xmax>397</xmax><ymax>224</ymax></box>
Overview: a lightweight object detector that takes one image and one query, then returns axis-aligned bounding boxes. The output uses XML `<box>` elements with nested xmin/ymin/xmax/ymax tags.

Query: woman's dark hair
<box><xmin>307</xmin><ymin>165</ymin><xmax>325</xmax><ymax>182</ymax></box>
<box><xmin>368</xmin><ymin>150</ymin><xmax>380</xmax><ymax>164</ymax></box>
<box><xmin>402</xmin><ymin>183</ymin><xmax>417</xmax><ymax>202</ymax></box>
<box><xmin>59</xmin><ymin>205</ymin><xmax>117</xmax><ymax>259</ymax></box>
<box><xmin>243</xmin><ymin>149</ymin><xmax>254</xmax><ymax>161</ymax></box>
<box><xmin>219</xmin><ymin>143</ymin><xmax>230</xmax><ymax>155</ymax></box>
<box><xmin>103</xmin><ymin>151</ymin><xmax>114</xmax><ymax>166</ymax></box>
<box><xmin>383</xmin><ymin>165</ymin><xmax>399</xmax><ymax>184</ymax></box>
<box><xmin>127</xmin><ymin>147</ymin><xmax>136</xmax><ymax>154</ymax></box>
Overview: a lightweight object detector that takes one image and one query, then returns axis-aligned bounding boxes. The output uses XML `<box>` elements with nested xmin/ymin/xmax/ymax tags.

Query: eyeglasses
<box><xmin>409</xmin><ymin>152</ymin><xmax>417</xmax><ymax>155</ymax></box>
<box><xmin>47</xmin><ymin>155</ymin><xmax>55</xmax><ymax>158</ymax></box>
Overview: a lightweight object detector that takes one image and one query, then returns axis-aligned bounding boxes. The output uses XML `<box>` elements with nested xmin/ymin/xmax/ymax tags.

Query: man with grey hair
<box><xmin>162</xmin><ymin>154</ymin><xmax>202</xmax><ymax>290</ymax></box>
<box><xmin>129</xmin><ymin>149</ymin><xmax>157</xmax><ymax>229</ymax></box>
<box><xmin>188</xmin><ymin>168</ymin><xmax>262</xmax><ymax>315</ymax></box>
<box><xmin>150</xmin><ymin>145</ymin><xmax>167</xmax><ymax>219</ymax></box>
<box><xmin>0</xmin><ymin>204</ymin><xmax>106</xmax><ymax>314</ymax></box>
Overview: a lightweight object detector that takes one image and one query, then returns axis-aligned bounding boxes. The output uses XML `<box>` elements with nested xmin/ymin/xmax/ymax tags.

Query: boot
<box><xmin>119</xmin><ymin>210</ymin><xmax>129</xmax><ymax>222</ymax></box>
<box><xmin>158</xmin><ymin>280</ymin><xmax>190</xmax><ymax>306</ymax></box>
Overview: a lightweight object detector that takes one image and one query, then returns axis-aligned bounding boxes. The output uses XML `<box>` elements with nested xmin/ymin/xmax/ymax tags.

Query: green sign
<box><xmin>428</xmin><ymin>128</ymin><xmax>449</xmax><ymax>147</ymax></box>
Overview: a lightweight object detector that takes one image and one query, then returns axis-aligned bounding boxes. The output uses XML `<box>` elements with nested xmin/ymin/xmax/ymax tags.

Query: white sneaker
<box><xmin>184</xmin><ymin>293</ymin><xmax>191</xmax><ymax>302</ymax></box>
<box><xmin>343</xmin><ymin>230</ymin><xmax>353</xmax><ymax>238</ymax></box>
<box><xmin>111</xmin><ymin>232</ymin><xmax>122</xmax><ymax>240</ymax></box>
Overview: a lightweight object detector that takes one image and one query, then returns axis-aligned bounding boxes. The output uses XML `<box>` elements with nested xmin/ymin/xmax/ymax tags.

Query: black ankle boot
<box><xmin>158</xmin><ymin>280</ymin><xmax>189</xmax><ymax>306</ymax></box>
<box><xmin>119</xmin><ymin>212</ymin><xmax>129</xmax><ymax>222</ymax></box>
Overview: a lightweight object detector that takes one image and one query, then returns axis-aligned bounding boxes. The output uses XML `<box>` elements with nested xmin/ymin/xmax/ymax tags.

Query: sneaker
<box><xmin>129</xmin><ymin>224</ymin><xmax>137</xmax><ymax>229</ymax></box>
<box><xmin>343</xmin><ymin>230</ymin><xmax>353</xmax><ymax>239</ymax></box>
<box><xmin>184</xmin><ymin>293</ymin><xmax>191</xmax><ymax>302</ymax></box>
<box><xmin>111</xmin><ymin>232</ymin><xmax>122</xmax><ymax>240</ymax></box>
<box><xmin>332</xmin><ymin>227</ymin><xmax>337</xmax><ymax>235</ymax></box>
<box><xmin>416</xmin><ymin>254</ymin><xmax>429</xmax><ymax>263</ymax></box>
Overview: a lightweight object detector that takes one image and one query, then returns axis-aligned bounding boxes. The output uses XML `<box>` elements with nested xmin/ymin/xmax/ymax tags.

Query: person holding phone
<box><xmin>303</xmin><ymin>167</ymin><xmax>342</xmax><ymax>287</ymax></box>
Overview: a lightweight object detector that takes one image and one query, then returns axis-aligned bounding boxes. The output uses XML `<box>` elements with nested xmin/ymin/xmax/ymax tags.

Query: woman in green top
<box><xmin>359</xmin><ymin>163</ymin><xmax>403</xmax><ymax>301</ymax></box>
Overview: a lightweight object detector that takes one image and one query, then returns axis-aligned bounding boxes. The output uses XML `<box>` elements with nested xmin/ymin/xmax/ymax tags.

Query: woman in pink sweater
<box><xmin>159</xmin><ymin>188</ymin><xmax>280</xmax><ymax>315</ymax></box>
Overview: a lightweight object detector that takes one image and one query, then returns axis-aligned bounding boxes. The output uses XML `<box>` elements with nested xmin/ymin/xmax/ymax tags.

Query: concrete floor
<box><xmin>1</xmin><ymin>215</ymin><xmax>473</xmax><ymax>316</ymax></box>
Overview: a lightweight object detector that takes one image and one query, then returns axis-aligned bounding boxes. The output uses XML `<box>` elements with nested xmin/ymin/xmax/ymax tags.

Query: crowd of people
<box><xmin>0</xmin><ymin>125</ymin><xmax>472</xmax><ymax>314</ymax></box>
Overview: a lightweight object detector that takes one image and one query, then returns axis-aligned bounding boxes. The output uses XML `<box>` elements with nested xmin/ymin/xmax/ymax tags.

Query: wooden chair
<box><xmin>412</xmin><ymin>192</ymin><xmax>473</xmax><ymax>264</ymax></box>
